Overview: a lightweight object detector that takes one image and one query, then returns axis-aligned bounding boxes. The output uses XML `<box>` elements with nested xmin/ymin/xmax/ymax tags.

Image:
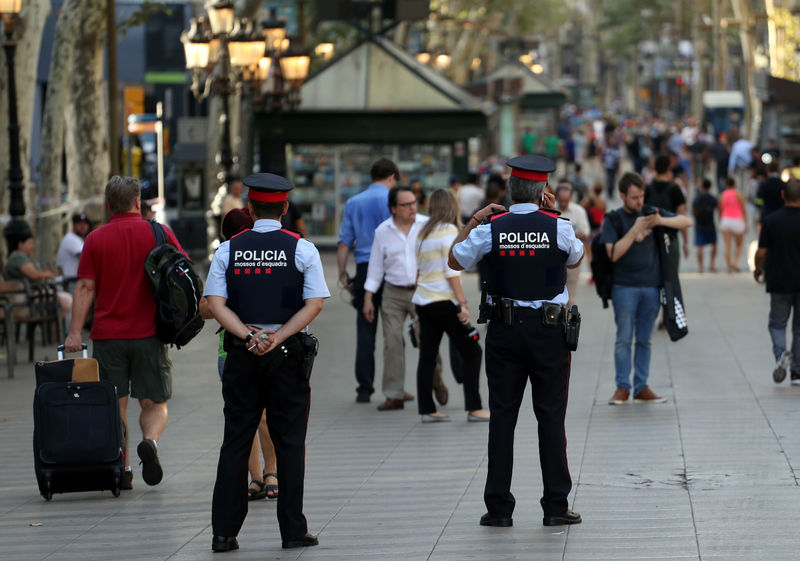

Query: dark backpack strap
<box><xmin>149</xmin><ymin>220</ymin><xmax>167</xmax><ymax>247</ymax></box>
<box><xmin>608</xmin><ymin>209</ymin><xmax>624</xmax><ymax>238</ymax></box>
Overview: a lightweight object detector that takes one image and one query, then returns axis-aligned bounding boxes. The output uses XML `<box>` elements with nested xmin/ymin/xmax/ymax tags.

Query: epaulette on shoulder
<box><xmin>229</xmin><ymin>228</ymin><xmax>251</xmax><ymax>240</ymax></box>
<box><xmin>487</xmin><ymin>211</ymin><xmax>510</xmax><ymax>224</ymax></box>
<box><xmin>280</xmin><ymin>228</ymin><xmax>302</xmax><ymax>239</ymax></box>
<box><xmin>538</xmin><ymin>209</ymin><xmax>560</xmax><ymax>219</ymax></box>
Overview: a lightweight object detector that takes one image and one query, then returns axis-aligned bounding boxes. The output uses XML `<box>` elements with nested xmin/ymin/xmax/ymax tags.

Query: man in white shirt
<box><xmin>56</xmin><ymin>213</ymin><xmax>90</xmax><ymax>282</ymax></box>
<box><xmin>555</xmin><ymin>183</ymin><xmax>589</xmax><ymax>308</ymax></box>
<box><xmin>364</xmin><ymin>186</ymin><xmax>436</xmax><ymax>411</ymax></box>
<box><xmin>458</xmin><ymin>173</ymin><xmax>485</xmax><ymax>224</ymax></box>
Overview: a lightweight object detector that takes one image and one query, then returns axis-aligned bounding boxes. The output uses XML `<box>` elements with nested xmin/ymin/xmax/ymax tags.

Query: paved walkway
<box><xmin>1</xmin><ymin>252</ymin><xmax>796</xmax><ymax>561</ymax></box>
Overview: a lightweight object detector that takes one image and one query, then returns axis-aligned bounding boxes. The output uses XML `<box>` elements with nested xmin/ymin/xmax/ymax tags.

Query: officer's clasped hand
<box><xmin>246</xmin><ymin>327</ymin><xmax>278</xmax><ymax>356</ymax></box>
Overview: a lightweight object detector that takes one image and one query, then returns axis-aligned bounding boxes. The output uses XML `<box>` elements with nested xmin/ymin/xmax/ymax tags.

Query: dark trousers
<box><xmin>483</xmin><ymin>308</ymin><xmax>572</xmax><ymax>518</ymax></box>
<box><xmin>416</xmin><ymin>301</ymin><xmax>483</xmax><ymax>414</ymax></box>
<box><xmin>352</xmin><ymin>262</ymin><xmax>382</xmax><ymax>397</ymax></box>
<box><xmin>769</xmin><ymin>292</ymin><xmax>800</xmax><ymax>372</ymax></box>
<box><xmin>211</xmin><ymin>336</ymin><xmax>310</xmax><ymax>541</ymax></box>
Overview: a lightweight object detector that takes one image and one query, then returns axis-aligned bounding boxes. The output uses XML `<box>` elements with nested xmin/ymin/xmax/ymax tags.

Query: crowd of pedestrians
<box><xmin>6</xmin><ymin>97</ymin><xmax>800</xmax><ymax>553</ymax></box>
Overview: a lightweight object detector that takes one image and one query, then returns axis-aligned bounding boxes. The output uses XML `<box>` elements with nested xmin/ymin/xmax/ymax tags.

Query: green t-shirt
<box><xmin>545</xmin><ymin>135</ymin><xmax>561</xmax><ymax>158</ymax></box>
<box><xmin>5</xmin><ymin>251</ymin><xmax>36</xmax><ymax>281</ymax></box>
<box><xmin>218</xmin><ymin>330</ymin><xmax>227</xmax><ymax>359</ymax></box>
<box><xmin>522</xmin><ymin>132</ymin><xmax>538</xmax><ymax>154</ymax></box>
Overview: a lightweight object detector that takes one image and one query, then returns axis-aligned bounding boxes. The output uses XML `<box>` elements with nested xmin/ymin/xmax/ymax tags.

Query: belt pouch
<box><xmin>542</xmin><ymin>303</ymin><xmax>563</xmax><ymax>327</ymax></box>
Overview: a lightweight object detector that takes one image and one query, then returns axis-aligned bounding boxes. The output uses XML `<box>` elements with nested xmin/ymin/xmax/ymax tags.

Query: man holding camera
<box><xmin>448</xmin><ymin>155</ymin><xmax>584</xmax><ymax>528</ymax></box>
<box><xmin>204</xmin><ymin>173</ymin><xmax>329</xmax><ymax>551</ymax></box>
<box><xmin>602</xmin><ymin>172</ymin><xmax>692</xmax><ymax>406</ymax></box>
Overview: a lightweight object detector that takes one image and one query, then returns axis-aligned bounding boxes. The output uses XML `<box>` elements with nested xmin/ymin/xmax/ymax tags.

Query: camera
<box><xmin>408</xmin><ymin>318</ymin><xmax>418</xmax><ymax>348</ymax></box>
<box><xmin>464</xmin><ymin>325</ymin><xmax>480</xmax><ymax>342</ymax></box>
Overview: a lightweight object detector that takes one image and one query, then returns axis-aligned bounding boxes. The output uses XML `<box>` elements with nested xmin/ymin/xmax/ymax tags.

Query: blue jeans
<box><xmin>612</xmin><ymin>285</ymin><xmax>661</xmax><ymax>394</ymax></box>
<box><xmin>769</xmin><ymin>292</ymin><xmax>800</xmax><ymax>373</ymax></box>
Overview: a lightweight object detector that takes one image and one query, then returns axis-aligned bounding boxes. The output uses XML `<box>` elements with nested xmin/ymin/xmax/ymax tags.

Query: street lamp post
<box><xmin>1</xmin><ymin>0</ymin><xmax>27</xmax><ymax>240</ymax></box>
<box><xmin>181</xmin><ymin>3</ymin><xmax>309</xmax><ymax>255</ymax></box>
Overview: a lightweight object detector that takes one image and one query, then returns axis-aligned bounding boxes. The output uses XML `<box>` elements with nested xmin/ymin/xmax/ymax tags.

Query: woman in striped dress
<box><xmin>412</xmin><ymin>189</ymin><xmax>490</xmax><ymax>423</ymax></box>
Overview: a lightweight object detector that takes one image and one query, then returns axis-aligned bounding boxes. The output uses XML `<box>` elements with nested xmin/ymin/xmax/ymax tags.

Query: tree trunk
<box><xmin>37</xmin><ymin>0</ymin><xmax>79</xmax><ymax>268</ymax></box>
<box><xmin>730</xmin><ymin>0</ymin><xmax>760</xmax><ymax>142</ymax></box>
<box><xmin>0</xmin><ymin>0</ymin><xmax>49</xmax><ymax>262</ymax></box>
<box><xmin>64</xmin><ymin>0</ymin><xmax>109</xmax><ymax>227</ymax></box>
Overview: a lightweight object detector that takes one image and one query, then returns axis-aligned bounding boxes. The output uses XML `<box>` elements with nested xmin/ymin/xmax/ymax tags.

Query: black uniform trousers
<box><xmin>483</xmin><ymin>307</ymin><xmax>572</xmax><ymax>518</ymax></box>
<box><xmin>211</xmin><ymin>335</ymin><xmax>310</xmax><ymax>541</ymax></box>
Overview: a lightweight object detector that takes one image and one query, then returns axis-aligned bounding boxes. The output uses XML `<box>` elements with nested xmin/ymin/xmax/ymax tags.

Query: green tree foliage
<box><xmin>598</xmin><ymin>0</ymin><xmax>674</xmax><ymax>56</ymax></box>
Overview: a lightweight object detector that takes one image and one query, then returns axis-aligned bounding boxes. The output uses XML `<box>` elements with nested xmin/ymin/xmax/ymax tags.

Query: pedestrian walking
<box><xmin>449</xmin><ymin>155</ymin><xmax>584</xmax><ymax>528</ymax></box>
<box><xmin>204</xmin><ymin>173</ymin><xmax>329</xmax><ymax>551</ymax></box>
<box><xmin>602</xmin><ymin>172</ymin><xmax>692</xmax><ymax>405</ymax></box>
<box><xmin>413</xmin><ymin>189</ymin><xmax>488</xmax><ymax>423</ymax></box>
<box><xmin>754</xmin><ymin>178</ymin><xmax>800</xmax><ymax>385</ymax></box>
<box><xmin>555</xmin><ymin>182</ymin><xmax>590</xmax><ymax>307</ymax></box>
<box><xmin>692</xmin><ymin>178</ymin><xmax>718</xmax><ymax>273</ymax></box>
<box><xmin>64</xmin><ymin>176</ymin><xmax>185</xmax><ymax>490</ymax></box>
<box><xmin>363</xmin><ymin>186</ymin><xmax>446</xmax><ymax>410</ymax></box>
<box><xmin>718</xmin><ymin>177</ymin><xmax>748</xmax><ymax>273</ymax></box>
<box><xmin>337</xmin><ymin>158</ymin><xmax>395</xmax><ymax>403</ymax></box>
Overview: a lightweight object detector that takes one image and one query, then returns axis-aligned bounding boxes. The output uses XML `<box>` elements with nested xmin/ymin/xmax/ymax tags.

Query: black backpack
<box><xmin>145</xmin><ymin>222</ymin><xmax>205</xmax><ymax>348</ymax></box>
<box><xmin>590</xmin><ymin>210</ymin><xmax>624</xmax><ymax>309</ymax></box>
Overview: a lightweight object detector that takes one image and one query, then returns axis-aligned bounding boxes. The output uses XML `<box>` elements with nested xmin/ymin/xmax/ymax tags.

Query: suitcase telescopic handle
<box><xmin>56</xmin><ymin>343</ymin><xmax>88</xmax><ymax>360</ymax></box>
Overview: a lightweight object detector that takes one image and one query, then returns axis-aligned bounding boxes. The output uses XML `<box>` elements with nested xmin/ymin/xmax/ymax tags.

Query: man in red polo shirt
<box><xmin>65</xmin><ymin>176</ymin><xmax>186</xmax><ymax>490</ymax></box>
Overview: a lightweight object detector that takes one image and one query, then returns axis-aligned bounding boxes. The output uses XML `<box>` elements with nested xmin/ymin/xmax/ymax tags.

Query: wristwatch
<box><xmin>244</xmin><ymin>331</ymin><xmax>256</xmax><ymax>344</ymax></box>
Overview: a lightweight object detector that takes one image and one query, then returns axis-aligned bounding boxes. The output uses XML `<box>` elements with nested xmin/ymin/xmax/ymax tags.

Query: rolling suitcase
<box><xmin>33</xmin><ymin>345</ymin><xmax>124</xmax><ymax>501</ymax></box>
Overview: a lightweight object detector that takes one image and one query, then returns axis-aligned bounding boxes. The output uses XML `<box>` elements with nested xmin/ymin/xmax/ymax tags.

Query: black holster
<box><xmin>299</xmin><ymin>332</ymin><xmax>319</xmax><ymax>381</ymax></box>
<box><xmin>564</xmin><ymin>305</ymin><xmax>581</xmax><ymax>351</ymax></box>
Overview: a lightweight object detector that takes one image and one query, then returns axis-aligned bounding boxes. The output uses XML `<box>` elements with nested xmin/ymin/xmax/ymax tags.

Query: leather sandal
<box><xmin>247</xmin><ymin>479</ymin><xmax>266</xmax><ymax>501</ymax></box>
<box><xmin>264</xmin><ymin>472</ymin><xmax>279</xmax><ymax>500</ymax></box>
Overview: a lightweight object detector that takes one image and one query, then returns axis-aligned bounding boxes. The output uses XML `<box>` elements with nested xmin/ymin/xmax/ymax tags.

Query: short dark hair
<box><xmin>654</xmin><ymin>155</ymin><xmax>671</xmax><ymax>175</ymax></box>
<box><xmin>371</xmin><ymin>158</ymin><xmax>399</xmax><ymax>182</ymax></box>
<box><xmin>702</xmin><ymin>178</ymin><xmax>712</xmax><ymax>190</ymax></box>
<box><xmin>575</xmin><ymin>162</ymin><xmax>582</xmax><ymax>172</ymax></box>
<box><xmin>105</xmin><ymin>176</ymin><xmax>141</xmax><ymax>215</ymax></box>
<box><xmin>388</xmin><ymin>186</ymin><xmax>415</xmax><ymax>210</ymax></box>
<box><xmin>485</xmin><ymin>182</ymin><xmax>501</xmax><ymax>202</ymax></box>
<box><xmin>672</xmin><ymin>165</ymin><xmax>684</xmax><ymax>178</ymax></box>
<box><xmin>5</xmin><ymin>228</ymin><xmax>32</xmax><ymax>254</ymax></box>
<box><xmin>767</xmin><ymin>160</ymin><xmax>779</xmax><ymax>173</ymax></box>
<box><xmin>249</xmin><ymin>199</ymin><xmax>285</xmax><ymax>219</ymax></box>
<box><xmin>618</xmin><ymin>172</ymin><xmax>644</xmax><ymax>195</ymax></box>
<box><xmin>725</xmin><ymin>176</ymin><xmax>736</xmax><ymax>188</ymax></box>
<box><xmin>786</xmin><ymin>178</ymin><xmax>800</xmax><ymax>202</ymax></box>
<box><xmin>467</xmin><ymin>173</ymin><xmax>479</xmax><ymax>184</ymax></box>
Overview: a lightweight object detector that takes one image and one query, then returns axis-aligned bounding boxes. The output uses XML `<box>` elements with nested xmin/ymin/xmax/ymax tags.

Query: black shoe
<box><xmin>282</xmin><ymin>532</ymin><xmax>319</xmax><ymax>549</ymax></box>
<box><xmin>479</xmin><ymin>513</ymin><xmax>513</xmax><ymax>527</ymax></box>
<box><xmin>355</xmin><ymin>394</ymin><xmax>370</xmax><ymax>403</ymax></box>
<box><xmin>120</xmin><ymin>470</ymin><xmax>133</xmax><ymax>491</ymax></box>
<box><xmin>211</xmin><ymin>535</ymin><xmax>239</xmax><ymax>552</ymax></box>
<box><xmin>137</xmin><ymin>438</ymin><xmax>163</xmax><ymax>486</ymax></box>
<box><xmin>543</xmin><ymin>509</ymin><xmax>582</xmax><ymax>526</ymax></box>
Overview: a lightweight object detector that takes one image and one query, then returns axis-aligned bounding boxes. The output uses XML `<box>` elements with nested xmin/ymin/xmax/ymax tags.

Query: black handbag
<box><xmin>654</xmin><ymin>225</ymin><xmax>688</xmax><ymax>342</ymax></box>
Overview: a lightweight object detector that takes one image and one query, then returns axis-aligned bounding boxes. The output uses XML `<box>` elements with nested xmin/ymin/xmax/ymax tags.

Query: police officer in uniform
<box><xmin>204</xmin><ymin>173</ymin><xmax>330</xmax><ymax>551</ymax></box>
<box><xmin>448</xmin><ymin>155</ymin><xmax>584</xmax><ymax>527</ymax></box>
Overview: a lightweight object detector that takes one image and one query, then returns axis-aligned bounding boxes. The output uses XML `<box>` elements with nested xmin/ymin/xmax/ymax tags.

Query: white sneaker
<box><xmin>773</xmin><ymin>351</ymin><xmax>792</xmax><ymax>383</ymax></box>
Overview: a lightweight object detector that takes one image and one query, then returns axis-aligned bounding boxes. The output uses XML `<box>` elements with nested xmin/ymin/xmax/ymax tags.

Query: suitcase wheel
<box><xmin>42</xmin><ymin>478</ymin><xmax>52</xmax><ymax>502</ymax></box>
<box><xmin>111</xmin><ymin>472</ymin><xmax>121</xmax><ymax>498</ymax></box>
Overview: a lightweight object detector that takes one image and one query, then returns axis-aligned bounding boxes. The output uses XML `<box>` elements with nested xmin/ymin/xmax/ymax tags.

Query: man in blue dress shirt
<box><xmin>337</xmin><ymin>158</ymin><xmax>397</xmax><ymax>403</ymax></box>
<box><xmin>449</xmin><ymin>155</ymin><xmax>584</xmax><ymax>529</ymax></box>
<box><xmin>204</xmin><ymin>173</ymin><xmax>329</xmax><ymax>552</ymax></box>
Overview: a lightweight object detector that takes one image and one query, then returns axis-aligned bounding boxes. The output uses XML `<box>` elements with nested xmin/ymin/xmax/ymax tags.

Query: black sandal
<box><xmin>247</xmin><ymin>479</ymin><xmax>266</xmax><ymax>501</ymax></box>
<box><xmin>264</xmin><ymin>472</ymin><xmax>278</xmax><ymax>500</ymax></box>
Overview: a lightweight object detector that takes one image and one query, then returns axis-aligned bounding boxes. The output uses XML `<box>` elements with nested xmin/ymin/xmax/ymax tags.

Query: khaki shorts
<box><xmin>93</xmin><ymin>337</ymin><xmax>173</xmax><ymax>402</ymax></box>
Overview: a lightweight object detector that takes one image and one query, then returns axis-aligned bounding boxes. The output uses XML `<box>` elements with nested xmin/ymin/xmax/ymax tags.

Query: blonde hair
<box><xmin>418</xmin><ymin>189</ymin><xmax>461</xmax><ymax>243</ymax></box>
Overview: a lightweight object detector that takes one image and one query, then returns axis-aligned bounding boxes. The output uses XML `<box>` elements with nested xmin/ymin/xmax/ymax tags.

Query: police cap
<box><xmin>243</xmin><ymin>173</ymin><xmax>293</xmax><ymax>204</ymax></box>
<box><xmin>506</xmin><ymin>155</ymin><xmax>556</xmax><ymax>182</ymax></box>
<box><xmin>71</xmin><ymin>212</ymin><xmax>89</xmax><ymax>224</ymax></box>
